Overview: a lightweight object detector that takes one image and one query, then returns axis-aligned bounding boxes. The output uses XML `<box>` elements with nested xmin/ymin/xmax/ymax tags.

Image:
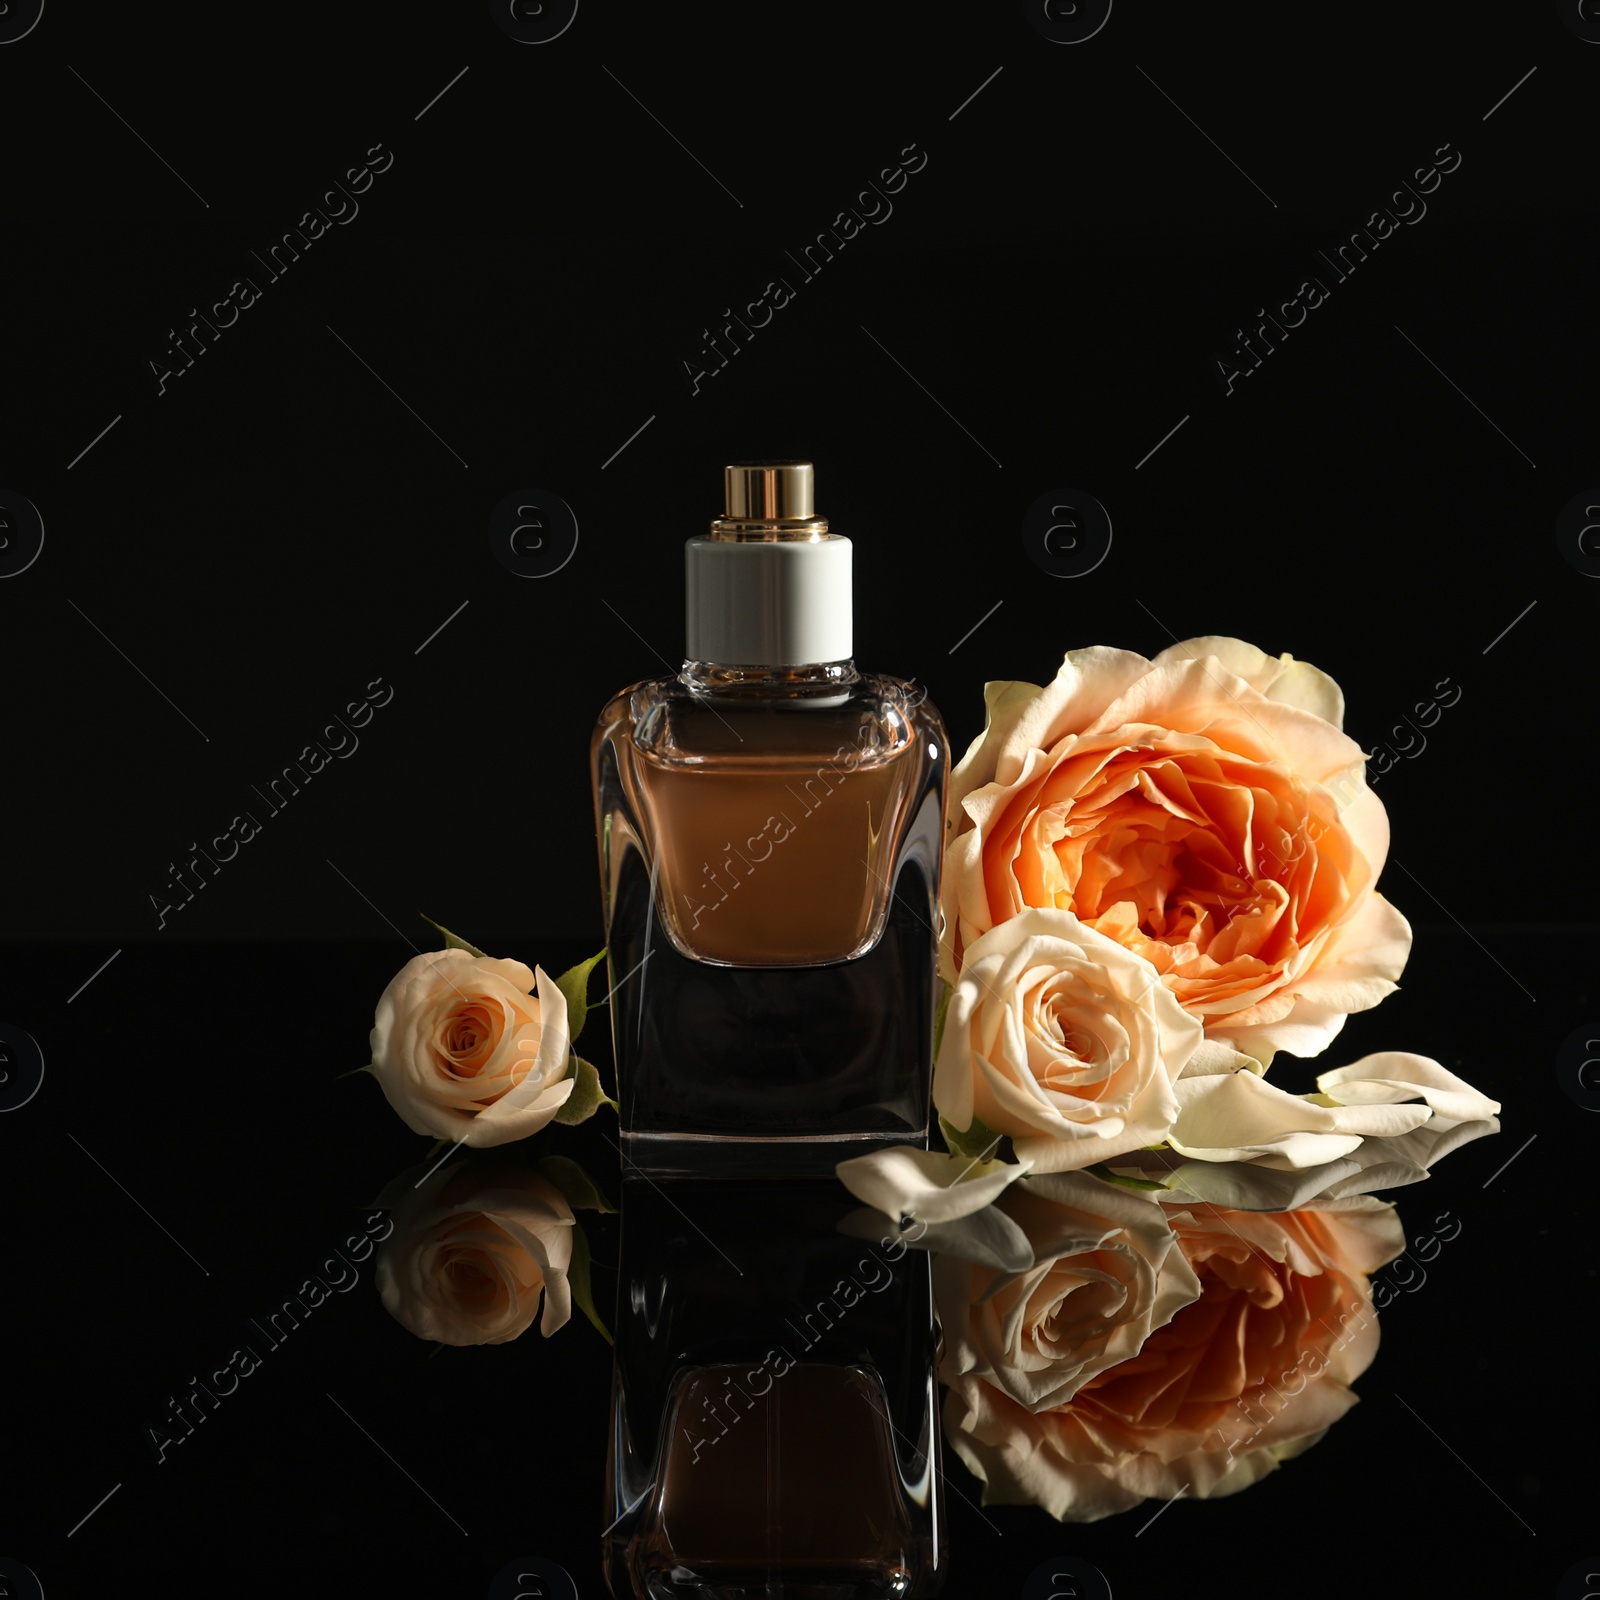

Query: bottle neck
<box><xmin>680</xmin><ymin>658</ymin><xmax>859</xmax><ymax>694</ymax></box>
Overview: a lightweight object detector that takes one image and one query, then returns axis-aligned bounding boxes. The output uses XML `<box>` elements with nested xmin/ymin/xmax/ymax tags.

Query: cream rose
<box><xmin>942</xmin><ymin>637</ymin><xmax>1412</xmax><ymax>1065</ymax></box>
<box><xmin>944</xmin><ymin>1197</ymin><xmax>1403</xmax><ymax>1520</ymax></box>
<box><xmin>376</xmin><ymin>1157</ymin><xmax>574</xmax><ymax>1344</ymax></box>
<box><xmin>368</xmin><ymin>949</ymin><xmax>573</xmax><ymax>1146</ymax></box>
<box><xmin>936</xmin><ymin>1173</ymin><xmax>1200</xmax><ymax>1413</ymax></box>
<box><xmin>935</xmin><ymin>907</ymin><xmax>1203</xmax><ymax>1171</ymax></box>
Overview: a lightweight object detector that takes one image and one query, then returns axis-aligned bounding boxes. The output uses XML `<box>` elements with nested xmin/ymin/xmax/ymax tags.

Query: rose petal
<box><xmin>1148</xmin><ymin>637</ymin><xmax>1346</xmax><ymax>729</ymax></box>
<box><xmin>1317</xmin><ymin>1051</ymin><xmax>1501</xmax><ymax>1122</ymax></box>
<box><xmin>1168</xmin><ymin>1069</ymin><xmax>1431</xmax><ymax>1167</ymax></box>
<box><xmin>835</xmin><ymin>1145</ymin><xmax>1033</xmax><ymax>1225</ymax></box>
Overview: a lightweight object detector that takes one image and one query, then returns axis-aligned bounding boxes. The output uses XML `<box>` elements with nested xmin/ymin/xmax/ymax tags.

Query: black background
<box><xmin>5</xmin><ymin>1</ymin><xmax>1598</xmax><ymax>1595</ymax></box>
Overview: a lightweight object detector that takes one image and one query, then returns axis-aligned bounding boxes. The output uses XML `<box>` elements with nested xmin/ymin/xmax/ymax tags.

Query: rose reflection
<box><xmin>940</xmin><ymin>1195</ymin><xmax>1404</xmax><ymax>1521</ymax></box>
<box><xmin>374</xmin><ymin>1154</ymin><xmax>575</xmax><ymax>1346</ymax></box>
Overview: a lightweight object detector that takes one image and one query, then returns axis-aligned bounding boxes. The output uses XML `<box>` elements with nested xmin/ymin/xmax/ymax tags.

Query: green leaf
<box><xmin>1087</xmin><ymin>1162</ymin><xmax>1170</xmax><ymax>1193</ymax></box>
<box><xmin>554</xmin><ymin>948</ymin><xmax>607</xmax><ymax>1042</ymax></box>
<box><xmin>938</xmin><ymin>1112</ymin><xmax>1004</xmax><ymax>1161</ymax></box>
<box><xmin>567</xmin><ymin>1222</ymin><xmax>613</xmax><ymax>1345</ymax></box>
<box><xmin>552</xmin><ymin>1054</ymin><xmax>619</xmax><ymax>1126</ymax></box>
<box><xmin>932</xmin><ymin>979</ymin><xmax>953</xmax><ymax>1060</ymax></box>
<box><xmin>418</xmin><ymin>913</ymin><xmax>487</xmax><ymax>960</ymax></box>
<box><xmin>536</xmin><ymin>1153</ymin><xmax>618</xmax><ymax>1213</ymax></box>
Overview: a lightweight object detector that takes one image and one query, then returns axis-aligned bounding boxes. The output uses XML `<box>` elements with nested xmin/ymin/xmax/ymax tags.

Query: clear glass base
<box><xmin>618</xmin><ymin>1130</ymin><xmax>932</xmax><ymax>1180</ymax></box>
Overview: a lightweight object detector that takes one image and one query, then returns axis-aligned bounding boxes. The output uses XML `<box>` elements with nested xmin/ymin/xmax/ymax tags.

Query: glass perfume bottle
<box><xmin>602</xmin><ymin>1174</ymin><xmax>946</xmax><ymax>1598</ymax></box>
<box><xmin>591</xmin><ymin>461</ymin><xmax>947</xmax><ymax>1174</ymax></box>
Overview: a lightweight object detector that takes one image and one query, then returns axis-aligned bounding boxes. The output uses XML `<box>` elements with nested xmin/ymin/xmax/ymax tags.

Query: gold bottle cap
<box><xmin>726</xmin><ymin>460</ymin><xmax>813</xmax><ymax>520</ymax></box>
<box><xmin>713</xmin><ymin>460</ymin><xmax>829</xmax><ymax>540</ymax></box>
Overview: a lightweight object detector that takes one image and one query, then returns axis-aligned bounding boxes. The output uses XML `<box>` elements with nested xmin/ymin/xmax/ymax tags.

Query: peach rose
<box><xmin>935</xmin><ymin>907</ymin><xmax>1202</xmax><ymax>1171</ymax></box>
<box><xmin>942</xmin><ymin>638</ymin><xmax>1412</xmax><ymax>1065</ymax></box>
<box><xmin>376</xmin><ymin>1157</ymin><xmax>574</xmax><ymax>1344</ymax></box>
<box><xmin>368</xmin><ymin>949</ymin><xmax>573</xmax><ymax>1146</ymax></box>
<box><xmin>944</xmin><ymin>1197</ymin><xmax>1403</xmax><ymax>1520</ymax></box>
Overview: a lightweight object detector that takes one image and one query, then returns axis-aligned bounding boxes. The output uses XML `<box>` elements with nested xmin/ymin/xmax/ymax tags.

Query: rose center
<box><xmin>442</xmin><ymin>1004</ymin><xmax>500</xmax><ymax>1073</ymax></box>
<box><xmin>444</xmin><ymin>1252</ymin><xmax>500</xmax><ymax>1308</ymax></box>
<box><xmin>1046</xmin><ymin>757</ymin><xmax>1314</xmax><ymax>961</ymax></box>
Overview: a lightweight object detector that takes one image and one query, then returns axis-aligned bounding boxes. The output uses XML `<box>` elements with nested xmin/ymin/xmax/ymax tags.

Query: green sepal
<box><xmin>932</xmin><ymin>979</ymin><xmax>953</xmax><ymax>1061</ymax></box>
<box><xmin>1087</xmin><ymin>1162</ymin><xmax>1170</xmax><ymax>1193</ymax></box>
<box><xmin>418</xmin><ymin>913</ymin><xmax>487</xmax><ymax>959</ymax></box>
<box><xmin>535</xmin><ymin>1153</ymin><xmax>618</xmax><ymax>1213</ymax></box>
<box><xmin>568</xmin><ymin>1222</ymin><xmax>613</xmax><ymax>1345</ymax></box>
<box><xmin>938</xmin><ymin>1111</ymin><xmax>1003</xmax><ymax>1161</ymax></box>
<box><xmin>554</xmin><ymin>948</ymin><xmax>607</xmax><ymax>1042</ymax></box>
<box><xmin>552</xmin><ymin>1054</ymin><xmax>618</xmax><ymax>1125</ymax></box>
<box><xmin>334</xmin><ymin>1065</ymin><xmax>373</xmax><ymax>1082</ymax></box>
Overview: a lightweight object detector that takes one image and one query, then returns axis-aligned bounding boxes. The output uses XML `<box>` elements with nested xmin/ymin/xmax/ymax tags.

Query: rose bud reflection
<box><xmin>374</xmin><ymin>1154</ymin><xmax>575</xmax><ymax>1346</ymax></box>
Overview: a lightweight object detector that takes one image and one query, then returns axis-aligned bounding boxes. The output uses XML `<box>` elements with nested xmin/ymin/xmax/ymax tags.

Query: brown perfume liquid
<box><xmin>631</xmin><ymin>1364</ymin><xmax>915</xmax><ymax>1594</ymax></box>
<box><xmin>636</xmin><ymin>747</ymin><xmax>914</xmax><ymax>967</ymax></box>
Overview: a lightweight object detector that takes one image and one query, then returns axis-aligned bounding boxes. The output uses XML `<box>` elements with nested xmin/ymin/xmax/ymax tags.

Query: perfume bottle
<box><xmin>591</xmin><ymin>461</ymin><xmax>947</xmax><ymax>1174</ymax></box>
<box><xmin>602</xmin><ymin>1174</ymin><xmax>945</xmax><ymax>1598</ymax></box>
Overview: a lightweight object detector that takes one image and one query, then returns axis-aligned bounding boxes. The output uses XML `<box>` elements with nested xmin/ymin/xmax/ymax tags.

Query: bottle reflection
<box><xmin>604</xmin><ymin>1175</ymin><xmax>945</xmax><ymax>1599</ymax></box>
